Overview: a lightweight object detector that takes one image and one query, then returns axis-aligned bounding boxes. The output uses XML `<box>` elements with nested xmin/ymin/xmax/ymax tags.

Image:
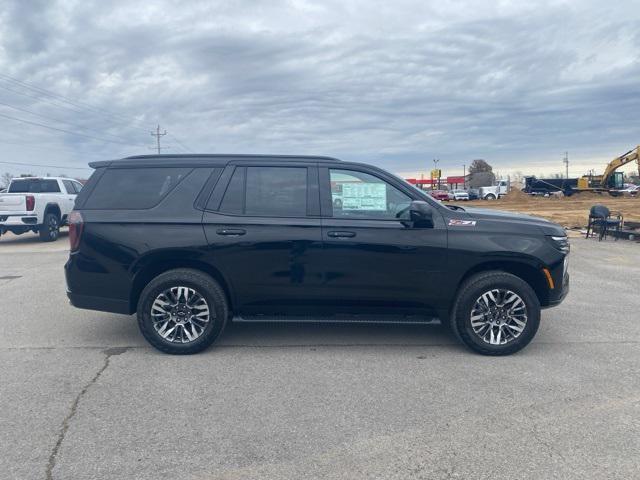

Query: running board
<box><xmin>233</xmin><ymin>314</ymin><xmax>441</xmax><ymax>325</ymax></box>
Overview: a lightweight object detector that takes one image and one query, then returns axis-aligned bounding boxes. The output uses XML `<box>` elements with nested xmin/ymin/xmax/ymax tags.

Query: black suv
<box><xmin>65</xmin><ymin>155</ymin><xmax>569</xmax><ymax>355</ymax></box>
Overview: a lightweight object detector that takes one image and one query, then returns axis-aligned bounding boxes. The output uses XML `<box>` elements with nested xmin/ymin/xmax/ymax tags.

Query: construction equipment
<box><xmin>575</xmin><ymin>146</ymin><xmax>640</xmax><ymax>194</ymax></box>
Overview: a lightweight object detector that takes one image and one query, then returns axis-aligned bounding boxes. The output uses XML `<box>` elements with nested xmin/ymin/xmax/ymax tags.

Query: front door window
<box><xmin>329</xmin><ymin>169</ymin><xmax>411</xmax><ymax>220</ymax></box>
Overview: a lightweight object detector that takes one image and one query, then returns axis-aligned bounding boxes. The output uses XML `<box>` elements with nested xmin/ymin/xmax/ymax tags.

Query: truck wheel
<box><xmin>485</xmin><ymin>193</ymin><xmax>497</xmax><ymax>200</ymax></box>
<box><xmin>39</xmin><ymin>213</ymin><xmax>60</xmax><ymax>242</ymax></box>
<box><xmin>137</xmin><ymin>269</ymin><xmax>228</xmax><ymax>355</ymax></box>
<box><xmin>449</xmin><ymin>271</ymin><xmax>540</xmax><ymax>355</ymax></box>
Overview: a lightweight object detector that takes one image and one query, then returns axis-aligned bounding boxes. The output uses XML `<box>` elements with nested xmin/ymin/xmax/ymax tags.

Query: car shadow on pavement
<box><xmin>0</xmin><ymin>229</ymin><xmax>68</xmax><ymax>244</ymax></box>
<box><xmin>216</xmin><ymin>321</ymin><xmax>458</xmax><ymax>349</ymax></box>
<box><xmin>89</xmin><ymin>315</ymin><xmax>460</xmax><ymax>352</ymax></box>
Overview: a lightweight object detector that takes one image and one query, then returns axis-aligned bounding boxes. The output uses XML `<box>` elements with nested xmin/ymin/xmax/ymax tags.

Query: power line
<box><xmin>0</xmin><ymin>100</ymin><xmax>147</xmax><ymax>146</ymax></box>
<box><xmin>0</xmin><ymin>160</ymin><xmax>92</xmax><ymax>171</ymax></box>
<box><xmin>0</xmin><ymin>111</ymin><xmax>145</xmax><ymax>146</ymax></box>
<box><xmin>0</xmin><ymin>73</ymin><xmax>151</xmax><ymax>134</ymax></box>
<box><xmin>0</xmin><ymin>138</ymin><xmax>127</xmax><ymax>158</ymax></box>
<box><xmin>0</xmin><ymin>74</ymin><xmax>193</xmax><ymax>154</ymax></box>
<box><xmin>0</xmin><ymin>82</ymin><xmax>93</xmax><ymax>119</ymax></box>
<box><xmin>168</xmin><ymin>133</ymin><xmax>194</xmax><ymax>153</ymax></box>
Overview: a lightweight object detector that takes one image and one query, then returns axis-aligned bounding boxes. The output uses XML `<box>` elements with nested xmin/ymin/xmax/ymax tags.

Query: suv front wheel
<box><xmin>137</xmin><ymin>269</ymin><xmax>228</xmax><ymax>354</ymax></box>
<box><xmin>450</xmin><ymin>271</ymin><xmax>540</xmax><ymax>355</ymax></box>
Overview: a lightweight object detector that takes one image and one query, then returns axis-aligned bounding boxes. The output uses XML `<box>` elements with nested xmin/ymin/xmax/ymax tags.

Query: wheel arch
<box><xmin>129</xmin><ymin>255</ymin><xmax>234</xmax><ymax>314</ymax></box>
<box><xmin>44</xmin><ymin>203</ymin><xmax>61</xmax><ymax>219</ymax></box>
<box><xmin>456</xmin><ymin>260</ymin><xmax>550</xmax><ymax>308</ymax></box>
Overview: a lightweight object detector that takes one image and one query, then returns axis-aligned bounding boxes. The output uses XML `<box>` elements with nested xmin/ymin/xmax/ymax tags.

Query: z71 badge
<box><xmin>448</xmin><ymin>219</ymin><xmax>477</xmax><ymax>226</ymax></box>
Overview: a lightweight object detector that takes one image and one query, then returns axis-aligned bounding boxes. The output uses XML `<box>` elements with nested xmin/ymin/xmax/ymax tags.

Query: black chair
<box><xmin>585</xmin><ymin>204</ymin><xmax>623</xmax><ymax>241</ymax></box>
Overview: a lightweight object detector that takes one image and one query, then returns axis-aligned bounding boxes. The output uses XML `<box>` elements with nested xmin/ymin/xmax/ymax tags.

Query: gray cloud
<box><xmin>0</xmin><ymin>0</ymin><xmax>639</xmax><ymax>178</ymax></box>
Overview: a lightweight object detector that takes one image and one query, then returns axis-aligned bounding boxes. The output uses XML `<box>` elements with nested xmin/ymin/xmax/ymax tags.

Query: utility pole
<box><xmin>433</xmin><ymin>158</ymin><xmax>440</xmax><ymax>189</ymax></box>
<box><xmin>463</xmin><ymin>164</ymin><xmax>466</xmax><ymax>189</ymax></box>
<box><xmin>151</xmin><ymin>125</ymin><xmax>167</xmax><ymax>154</ymax></box>
<box><xmin>563</xmin><ymin>151</ymin><xmax>569</xmax><ymax>179</ymax></box>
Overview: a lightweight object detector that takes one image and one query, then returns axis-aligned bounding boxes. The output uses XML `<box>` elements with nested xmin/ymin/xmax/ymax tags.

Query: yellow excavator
<box><xmin>575</xmin><ymin>145</ymin><xmax>640</xmax><ymax>194</ymax></box>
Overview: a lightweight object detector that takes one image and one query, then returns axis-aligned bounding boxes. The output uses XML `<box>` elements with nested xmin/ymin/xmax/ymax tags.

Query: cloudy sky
<box><xmin>1</xmin><ymin>0</ymin><xmax>639</xmax><ymax>180</ymax></box>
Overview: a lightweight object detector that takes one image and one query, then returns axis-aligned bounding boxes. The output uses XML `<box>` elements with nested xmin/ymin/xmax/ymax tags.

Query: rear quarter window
<box><xmin>83</xmin><ymin>167</ymin><xmax>191</xmax><ymax>209</ymax></box>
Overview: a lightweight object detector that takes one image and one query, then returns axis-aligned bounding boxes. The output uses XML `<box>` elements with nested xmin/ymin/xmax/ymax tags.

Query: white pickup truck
<box><xmin>0</xmin><ymin>177</ymin><xmax>82</xmax><ymax>242</ymax></box>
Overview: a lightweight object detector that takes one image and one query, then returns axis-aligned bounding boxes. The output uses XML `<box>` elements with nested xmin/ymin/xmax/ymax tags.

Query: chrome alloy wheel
<box><xmin>151</xmin><ymin>286</ymin><xmax>211</xmax><ymax>343</ymax></box>
<box><xmin>470</xmin><ymin>289</ymin><xmax>528</xmax><ymax>345</ymax></box>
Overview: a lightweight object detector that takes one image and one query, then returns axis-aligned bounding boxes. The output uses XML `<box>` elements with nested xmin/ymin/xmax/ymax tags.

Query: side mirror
<box><xmin>409</xmin><ymin>200</ymin><xmax>434</xmax><ymax>228</ymax></box>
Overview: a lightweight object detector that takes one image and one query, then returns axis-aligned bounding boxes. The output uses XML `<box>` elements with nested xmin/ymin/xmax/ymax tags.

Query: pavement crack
<box><xmin>45</xmin><ymin>347</ymin><xmax>128</xmax><ymax>480</ymax></box>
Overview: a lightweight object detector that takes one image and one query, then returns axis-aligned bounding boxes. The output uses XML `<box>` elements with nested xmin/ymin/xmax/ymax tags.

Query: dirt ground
<box><xmin>453</xmin><ymin>189</ymin><xmax>640</xmax><ymax>229</ymax></box>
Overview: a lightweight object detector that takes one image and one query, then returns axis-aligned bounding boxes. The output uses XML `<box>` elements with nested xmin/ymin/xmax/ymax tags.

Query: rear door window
<box><xmin>62</xmin><ymin>180</ymin><xmax>76</xmax><ymax>194</ymax></box>
<box><xmin>84</xmin><ymin>167</ymin><xmax>191</xmax><ymax>209</ymax></box>
<box><xmin>245</xmin><ymin>167</ymin><xmax>307</xmax><ymax>217</ymax></box>
<box><xmin>216</xmin><ymin>166</ymin><xmax>308</xmax><ymax>217</ymax></box>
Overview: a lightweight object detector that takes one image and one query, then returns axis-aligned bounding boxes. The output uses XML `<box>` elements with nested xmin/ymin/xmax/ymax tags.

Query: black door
<box><xmin>318</xmin><ymin>166</ymin><xmax>448</xmax><ymax>316</ymax></box>
<box><xmin>202</xmin><ymin>163</ymin><xmax>324</xmax><ymax>315</ymax></box>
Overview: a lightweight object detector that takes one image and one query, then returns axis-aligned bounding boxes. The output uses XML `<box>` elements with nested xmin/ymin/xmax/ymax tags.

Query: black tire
<box><xmin>137</xmin><ymin>269</ymin><xmax>229</xmax><ymax>354</ymax></box>
<box><xmin>39</xmin><ymin>212</ymin><xmax>60</xmax><ymax>242</ymax></box>
<box><xmin>449</xmin><ymin>271</ymin><xmax>540</xmax><ymax>355</ymax></box>
<box><xmin>485</xmin><ymin>193</ymin><xmax>497</xmax><ymax>200</ymax></box>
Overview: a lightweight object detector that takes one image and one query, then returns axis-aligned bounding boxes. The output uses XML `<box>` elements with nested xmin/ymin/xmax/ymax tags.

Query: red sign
<box><xmin>405</xmin><ymin>178</ymin><xmax>435</xmax><ymax>185</ymax></box>
<box><xmin>446</xmin><ymin>176</ymin><xmax>466</xmax><ymax>184</ymax></box>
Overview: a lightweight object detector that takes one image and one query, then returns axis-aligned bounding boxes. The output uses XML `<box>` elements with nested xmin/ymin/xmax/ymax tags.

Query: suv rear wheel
<box><xmin>137</xmin><ymin>269</ymin><xmax>228</xmax><ymax>354</ymax></box>
<box><xmin>39</xmin><ymin>212</ymin><xmax>60</xmax><ymax>242</ymax></box>
<box><xmin>450</xmin><ymin>271</ymin><xmax>540</xmax><ymax>355</ymax></box>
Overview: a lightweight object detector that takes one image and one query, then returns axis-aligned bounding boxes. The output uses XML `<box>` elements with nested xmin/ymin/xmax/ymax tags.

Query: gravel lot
<box><xmin>1</xmin><ymin>231</ymin><xmax>639</xmax><ymax>480</ymax></box>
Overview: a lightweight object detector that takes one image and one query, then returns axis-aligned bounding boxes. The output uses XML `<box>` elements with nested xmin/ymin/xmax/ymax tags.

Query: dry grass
<box><xmin>453</xmin><ymin>191</ymin><xmax>640</xmax><ymax>228</ymax></box>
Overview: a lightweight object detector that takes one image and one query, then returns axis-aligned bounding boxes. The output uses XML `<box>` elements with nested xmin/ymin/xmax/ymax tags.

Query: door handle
<box><xmin>216</xmin><ymin>228</ymin><xmax>246</xmax><ymax>236</ymax></box>
<box><xmin>327</xmin><ymin>230</ymin><xmax>356</xmax><ymax>238</ymax></box>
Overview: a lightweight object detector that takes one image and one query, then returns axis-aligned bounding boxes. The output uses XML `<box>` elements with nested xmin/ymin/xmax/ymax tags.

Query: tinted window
<box><xmin>245</xmin><ymin>167</ymin><xmax>307</xmax><ymax>216</ymax></box>
<box><xmin>84</xmin><ymin>168</ymin><xmax>191</xmax><ymax>209</ymax></box>
<box><xmin>72</xmin><ymin>181</ymin><xmax>83</xmax><ymax>192</ymax></box>
<box><xmin>218</xmin><ymin>167</ymin><xmax>245</xmax><ymax>214</ymax></box>
<box><xmin>8</xmin><ymin>179</ymin><xmax>60</xmax><ymax>193</ymax></box>
<box><xmin>62</xmin><ymin>180</ymin><xmax>76</xmax><ymax>193</ymax></box>
<box><xmin>217</xmin><ymin>166</ymin><xmax>307</xmax><ymax>216</ymax></box>
<box><xmin>329</xmin><ymin>169</ymin><xmax>411</xmax><ymax>219</ymax></box>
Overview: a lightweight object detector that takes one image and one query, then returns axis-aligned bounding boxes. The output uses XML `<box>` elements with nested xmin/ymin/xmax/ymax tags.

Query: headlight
<box><xmin>549</xmin><ymin>235</ymin><xmax>570</xmax><ymax>254</ymax></box>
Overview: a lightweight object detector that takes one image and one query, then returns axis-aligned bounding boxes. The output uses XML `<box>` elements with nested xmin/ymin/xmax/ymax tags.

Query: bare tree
<box><xmin>468</xmin><ymin>159</ymin><xmax>496</xmax><ymax>188</ymax></box>
<box><xmin>468</xmin><ymin>159</ymin><xmax>493</xmax><ymax>174</ymax></box>
<box><xmin>1</xmin><ymin>172</ymin><xmax>13</xmax><ymax>189</ymax></box>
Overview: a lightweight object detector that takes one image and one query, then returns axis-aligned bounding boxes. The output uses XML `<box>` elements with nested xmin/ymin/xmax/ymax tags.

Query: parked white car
<box><xmin>448</xmin><ymin>189</ymin><xmax>469</xmax><ymax>201</ymax></box>
<box><xmin>0</xmin><ymin>177</ymin><xmax>82</xmax><ymax>241</ymax></box>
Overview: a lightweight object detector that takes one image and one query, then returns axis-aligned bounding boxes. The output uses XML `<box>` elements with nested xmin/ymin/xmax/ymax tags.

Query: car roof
<box><xmin>89</xmin><ymin>154</ymin><xmax>343</xmax><ymax>169</ymax></box>
<box><xmin>10</xmin><ymin>177</ymin><xmax>70</xmax><ymax>181</ymax></box>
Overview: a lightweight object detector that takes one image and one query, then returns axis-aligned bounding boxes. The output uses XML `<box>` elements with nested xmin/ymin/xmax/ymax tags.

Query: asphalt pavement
<box><xmin>1</xmin><ymin>230</ymin><xmax>639</xmax><ymax>479</ymax></box>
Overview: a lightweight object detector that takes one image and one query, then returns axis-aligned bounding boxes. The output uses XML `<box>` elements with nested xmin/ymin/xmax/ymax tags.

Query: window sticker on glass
<box><xmin>334</xmin><ymin>182</ymin><xmax>387</xmax><ymax>211</ymax></box>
